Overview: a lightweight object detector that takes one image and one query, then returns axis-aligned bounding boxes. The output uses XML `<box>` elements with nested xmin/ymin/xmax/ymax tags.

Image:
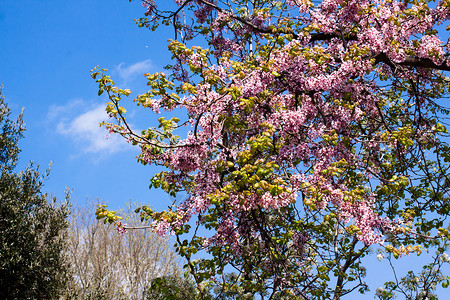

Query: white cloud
<box><xmin>47</xmin><ymin>98</ymin><xmax>84</xmax><ymax>121</ymax></box>
<box><xmin>116</xmin><ymin>59</ymin><xmax>153</xmax><ymax>84</ymax></box>
<box><xmin>49</xmin><ymin>100</ymin><xmax>129</xmax><ymax>155</ymax></box>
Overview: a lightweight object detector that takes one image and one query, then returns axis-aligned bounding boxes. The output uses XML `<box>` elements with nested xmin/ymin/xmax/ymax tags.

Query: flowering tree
<box><xmin>94</xmin><ymin>0</ymin><xmax>450</xmax><ymax>298</ymax></box>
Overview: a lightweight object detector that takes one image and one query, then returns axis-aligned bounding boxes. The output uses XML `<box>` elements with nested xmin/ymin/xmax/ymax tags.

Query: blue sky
<box><xmin>1</xmin><ymin>1</ymin><xmax>449</xmax><ymax>298</ymax></box>
<box><xmin>0</xmin><ymin>0</ymin><xmax>176</xmax><ymax>212</ymax></box>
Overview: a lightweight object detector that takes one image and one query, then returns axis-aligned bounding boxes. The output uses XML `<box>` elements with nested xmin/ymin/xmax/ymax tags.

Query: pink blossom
<box><xmin>417</xmin><ymin>35</ymin><xmax>445</xmax><ymax>65</ymax></box>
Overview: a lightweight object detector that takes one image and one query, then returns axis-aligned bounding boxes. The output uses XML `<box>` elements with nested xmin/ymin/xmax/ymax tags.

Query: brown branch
<box><xmin>374</xmin><ymin>52</ymin><xmax>450</xmax><ymax>72</ymax></box>
<box><xmin>196</xmin><ymin>0</ymin><xmax>272</xmax><ymax>33</ymax></box>
<box><xmin>332</xmin><ymin>236</ymin><xmax>368</xmax><ymax>300</ymax></box>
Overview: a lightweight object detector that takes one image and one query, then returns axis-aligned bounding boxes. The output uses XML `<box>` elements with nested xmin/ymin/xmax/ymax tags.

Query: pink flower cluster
<box><xmin>417</xmin><ymin>35</ymin><xmax>445</xmax><ymax>65</ymax></box>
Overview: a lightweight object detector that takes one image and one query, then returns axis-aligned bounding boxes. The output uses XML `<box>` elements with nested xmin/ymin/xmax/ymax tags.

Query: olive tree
<box><xmin>0</xmin><ymin>86</ymin><xmax>71</xmax><ymax>299</ymax></box>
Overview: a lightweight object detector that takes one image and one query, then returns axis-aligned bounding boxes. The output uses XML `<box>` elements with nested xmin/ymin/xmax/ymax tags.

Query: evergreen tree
<box><xmin>0</xmin><ymin>87</ymin><xmax>70</xmax><ymax>299</ymax></box>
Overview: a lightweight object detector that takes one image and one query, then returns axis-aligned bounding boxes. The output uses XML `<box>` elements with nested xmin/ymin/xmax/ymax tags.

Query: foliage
<box><xmin>375</xmin><ymin>248</ymin><xmax>450</xmax><ymax>300</ymax></box>
<box><xmin>95</xmin><ymin>0</ymin><xmax>450</xmax><ymax>298</ymax></box>
<box><xmin>0</xmin><ymin>86</ymin><xmax>71</xmax><ymax>299</ymax></box>
<box><xmin>65</xmin><ymin>202</ymin><xmax>185</xmax><ymax>299</ymax></box>
<box><xmin>146</xmin><ymin>275</ymin><xmax>208</xmax><ymax>300</ymax></box>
